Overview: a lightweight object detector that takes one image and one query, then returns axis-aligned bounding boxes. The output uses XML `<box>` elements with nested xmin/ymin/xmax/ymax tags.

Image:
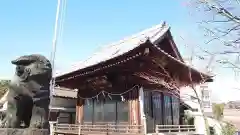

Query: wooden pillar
<box><xmin>139</xmin><ymin>87</ymin><xmax>146</xmax><ymax>134</ymax></box>
<box><xmin>129</xmin><ymin>88</ymin><xmax>139</xmax><ymax>125</ymax></box>
<box><xmin>170</xmin><ymin>96</ymin><xmax>174</xmax><ymax>125</ymax></box>
<box><xmin>69</xmin><ymin>113</ymin><xmax>72</xmax><ymax>124</ymax></box>
<box><xmin>128</xmin><ymin>95</ymin><xmax>132</xmax><ymax>125</ymax></box>
<box><xmin>161</xmin><ymin>93</ymin><xmax>165</xmax><ymax>125</ymax></box>
<box><xmin>76</xmin><ymin>98</ymin><xmax>84</xmax><ymax>124</ymax></box>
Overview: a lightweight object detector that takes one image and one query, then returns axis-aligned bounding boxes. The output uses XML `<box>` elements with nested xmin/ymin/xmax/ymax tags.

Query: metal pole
<box><xmin>49</xmin><ymin>0</ymin><xmax>61</xmax><ymax>123</ymax></box>
<box><xmin>50</xmin><ymin>0</ymin><xmax>61</xmax><ymax>96</ymax></box>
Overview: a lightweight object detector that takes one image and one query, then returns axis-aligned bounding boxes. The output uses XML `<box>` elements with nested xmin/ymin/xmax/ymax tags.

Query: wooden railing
<box><xmin>155</xmin><ymin>125</ymin><xmax>196</xmax><ymax>133</ymax></box>
<box><xmin>82</xmin><ymin>121</ymin><xmax>129</xmax><ymax>125</ymax></box>
<box><xmin>53</xmin><ymin>123</ymin><xmax>144</xmax><ymax>134</ymax></box>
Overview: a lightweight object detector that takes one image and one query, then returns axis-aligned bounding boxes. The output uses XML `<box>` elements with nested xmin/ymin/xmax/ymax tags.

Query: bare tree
<box><xmin>187</xmin><ymin>62</ymin><xmax>212</xmax><ymax>135</ymax></box>
<box><xmin>178</xmin><ymin>32</ymin><xmax>217</xmax><ymax>135</ymax></box>
<box><xmin>182</xmin><ymin>0</ymin><xmax>240</xmax><ymax>134</ymax></box>
<box><xmin>186</xmin><ymin>0</ymin><xmax>240</xmax><ymax>73</ymax></box>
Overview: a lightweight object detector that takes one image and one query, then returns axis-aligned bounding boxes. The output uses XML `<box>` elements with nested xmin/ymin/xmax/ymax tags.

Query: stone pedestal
<box><xmin>0</xmin><ymin>128</ymin><xmax>49</xmax><ymax>135</ymax></box>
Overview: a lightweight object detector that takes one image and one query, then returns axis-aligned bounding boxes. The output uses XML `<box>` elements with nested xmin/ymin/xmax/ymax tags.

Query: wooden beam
<box><xmin>56</xmin><ymin>55</ymin><xmax>145</xmax><ymax>88</ymax></box>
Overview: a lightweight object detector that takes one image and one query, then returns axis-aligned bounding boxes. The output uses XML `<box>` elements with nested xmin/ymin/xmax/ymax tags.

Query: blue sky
<box><xmin>0</xmin><ymin>0</ymin><xmax>238</xmax><ymax>102</ymax></box>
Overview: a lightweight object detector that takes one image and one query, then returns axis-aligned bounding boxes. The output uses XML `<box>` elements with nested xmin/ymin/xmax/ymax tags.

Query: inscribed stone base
<box><xmin>0</xmin><ymin>128</ymin><xmax>49</xmax><ymax>135</ymax></box>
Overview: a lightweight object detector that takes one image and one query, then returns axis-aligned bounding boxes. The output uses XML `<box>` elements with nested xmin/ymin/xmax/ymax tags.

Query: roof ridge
<box><xmin>100</xmin><ymin>22</ymin><xmax>167</xmax><ymax>49</ymax></box>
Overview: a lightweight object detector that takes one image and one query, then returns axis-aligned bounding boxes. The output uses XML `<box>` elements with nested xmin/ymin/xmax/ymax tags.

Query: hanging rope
<box><xmin>77</xmin><ymin>85</ymin><xmax>139</xmax><ymax>100</ymax></box>
<box><xmin>77</xmin><ymin>85</ymin><xmax>182</xmax><ymax>105</ymax></box>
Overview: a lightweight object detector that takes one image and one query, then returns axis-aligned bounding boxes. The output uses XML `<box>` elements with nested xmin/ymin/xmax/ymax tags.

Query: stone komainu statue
<box><xmin>2</xmin><ymin>54</ymin><xmax>52</xmax><ymax>128</ymax></box>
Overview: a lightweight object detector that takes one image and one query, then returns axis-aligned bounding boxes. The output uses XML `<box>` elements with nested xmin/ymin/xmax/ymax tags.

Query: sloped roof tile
<box><xmin>55</xmin><ymin>22</ymin><xmax>169</xmax><ymax>77</ymax></box>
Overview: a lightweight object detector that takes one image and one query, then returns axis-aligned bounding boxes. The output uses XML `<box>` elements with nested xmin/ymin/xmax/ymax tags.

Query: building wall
<box><xmin>180</xmin><ymin>83</ymin><xmax>213</xmax><ymax>113</ymax></box>
<box><xmin>50</xmin><ymin>96</ymin><xmax>76</xmax><ymax>108</ymax></box>
<box><xmin>75</xmin><ymin>88</ymin><xmax>180</xmax><ymax>133</ymax></box>
<box><xmin>81</xmin><ymin>98</ymin><xmax>129</xmax><ymax>124</ymax></box>
<box><xmin>49</xmin><ymin>111</ymin><xmax>76</xmax><ymax>124</ymax></box>
<box><xmin>200</xmin><ymin>83</ymin><xmax>212</xmax><ymax>113</ymax></box>
<box><xmin>49</xmin><ymin>96</ymin><xmax>77</xmax><ymax>124</ymax></box>
<box><xmin>57</xmin><ymin>112</ymin><xmax>76</xmax><ymax>124</ymax></box>
<box><xmin>76</xmin><ymin>89</ymin><xmax>139</xmax><ymax>125</ymax></box>
<box><xmin>180</xmin><ymin>83</ymin><xmax>216</xmax><ymax>135</ymax></box>
<box><xmin>143</xmin><ymin>89</ymin><xmax>180</xmax><ymax>133</ymax></box>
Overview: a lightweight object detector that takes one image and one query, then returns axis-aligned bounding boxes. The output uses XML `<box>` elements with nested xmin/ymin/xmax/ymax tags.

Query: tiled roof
<box><xmin>52</xmin><ymin>87</ymin><xmax>77</xmax><ymax>98</ymax></box>
<box><xmin>55</xmin><ymin>22</ymin><xmax>211</xmax><ymax>83</ymax></box>
<box><xmin>55</xmin><ymin>22</ymin><xmax>169</xmax><ymax>77</ymax></box>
